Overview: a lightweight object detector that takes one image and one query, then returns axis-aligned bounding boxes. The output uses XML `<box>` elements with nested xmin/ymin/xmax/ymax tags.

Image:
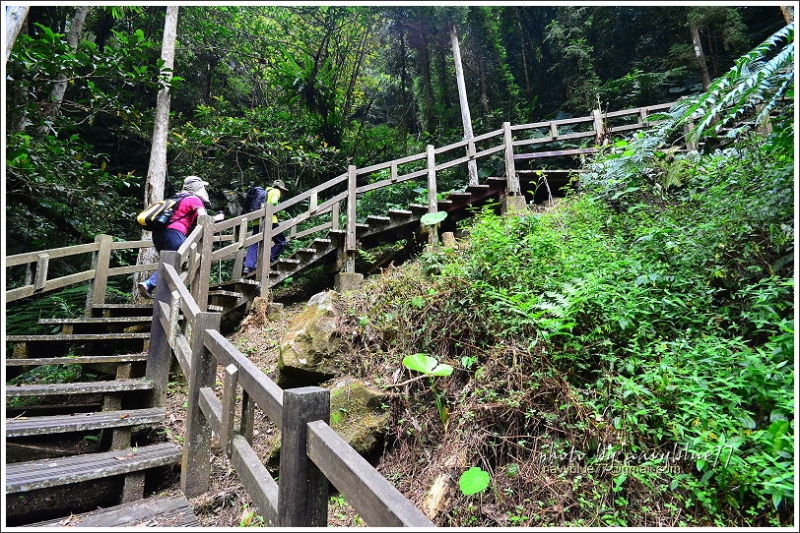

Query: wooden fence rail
<box><xmin>5</xmin><ymin>100</ymin><xmax>679</xmax><ymax>525</ymax></box>
<box><xmin>147</xmin><ymin>250</ymin><xmax>435</xmax><ymax>527</ymax></box>
<box><xmin>5</xmin><ymin>101</ymin><xmax>676</xmax><ymax>306</ymax></box>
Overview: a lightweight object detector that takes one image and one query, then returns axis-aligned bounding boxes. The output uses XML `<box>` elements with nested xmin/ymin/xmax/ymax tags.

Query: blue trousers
<box><xmin>244</xmin><ymin>223</ymin><xmax>287</xmax><ymax>270</ymax></box>
<box><xmin>146</xmin><ymin>228</ymin><xmax>186</xmax><ymax>288</ymax></box>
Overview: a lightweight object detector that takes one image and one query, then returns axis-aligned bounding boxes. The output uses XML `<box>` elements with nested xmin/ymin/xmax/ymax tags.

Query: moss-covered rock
<box><xmin>277</xmin><ymin>291</ymin><xmax>343</xmax><ymax>388</ymax></box>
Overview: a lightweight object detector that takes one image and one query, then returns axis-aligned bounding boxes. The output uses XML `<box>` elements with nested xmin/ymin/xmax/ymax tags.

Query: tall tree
<box><xmin>136</xmin><ymin>6</ymin><xmax>179</xmax><ymax>290</ymax></box>
<box><xmin>40</xmin><ymin>6</ymin><xmax>89</xmax><ymax>132</ymax></box>
<box><xmin>690</xmin><ymin>20</ymin><xmax>712</xmax><ymax>90</ymax></box>
<box><xmin>449</xmin><ymin>23</ymin><xmax>477</xmax><ymax>185</ymax></box>
<box><xmin>780</xmin><ymin>5</ymin><xmax>794</xmax><ymax>23</ymax></box>
<box><xmin>5</xmin><ymin>6</ymin><xmax>29</xmax><ymax>61</ymax></box>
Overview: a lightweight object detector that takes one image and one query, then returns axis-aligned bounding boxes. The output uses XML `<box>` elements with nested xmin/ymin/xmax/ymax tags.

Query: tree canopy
<box><xmin>3</xmin><ymin>5</ymin><xmax>786</xmax><ymax>254</ymax></box>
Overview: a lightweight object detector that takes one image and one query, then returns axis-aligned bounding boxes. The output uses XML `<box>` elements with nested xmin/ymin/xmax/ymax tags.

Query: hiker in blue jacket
<box><xmin>242</xmin><ymin>179</ymin><xmax>289</xmax><ymax>276</ymax></box>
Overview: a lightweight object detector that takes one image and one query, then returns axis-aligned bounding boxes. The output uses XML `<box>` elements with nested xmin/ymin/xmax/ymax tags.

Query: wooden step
<box><xmin>447</xmin><ymin>192</ymin><xmax>472</xmax><ymax>200</ymax></box>
<box><xmin>486</xmin><ymin>177</ymin><xmax>508</xmax><ymax>187</ymax></box>
<box><xmin>28</xmin><ymin>492</ymin><xmax>200</xmax><ymax>527</ymax></box>
<box><xmin>366</xmin><ymin>215</ymin><xmax>391</xmax><ymax>226</ymax></box>
<box><xmin>6</xmin><ymin>442</ymin><xmax>182</xmax><ymax>494</ymax></box>
<box><xmin>6</xmin><ymin>354</ymin><xmax>148</xmax><ymax>367</ymax></box>
<box><xmin>6</xmin><ymin>407</ymin><xmax>166</xmax><ymax>437</ymax></box>
<box><xmin>207</xmin><ymin>289</ymin><xmax>243</xmax><ymax>299</ymax></box>
<box><xmin>276</xmin><ymin>258</ymin><xmax>301</xmax><ymax>269</ymax></box>
<box><xmin>296</xmin><ymin>247</ymin><xmax>320</xmax><ymax>256</ymax></box>
<box><xmin>312</xmin><ymin>238</ymin><xmax>333</xmax><ymax>249</ymax></box>
<box><xmin>37</xmin><ymin>316</ymin><xmax>153</xmax><ymax>335</ymax></box>
<box><xmin>6</xmin><ymin>378</ymin><xmax>154</xmax><ymax>398</ymax></box>
<box><xmin>90</xmin><ymin>304</ymin><xmax>153</xmax><ymax>318</ymax></box>
<box><xmin>7</xmin><ymin>333</ymin><xmax>150</xmax><ymax>343</ymax></box>
<box><xmin>387</xmin><ymin>208</ymin><xmax>413</xmax><ymax>218</ymax></box>
<box><xmin>38</xmin><ymin>317</ymin><xmax>153</xmax><ymax>326</ymax></box>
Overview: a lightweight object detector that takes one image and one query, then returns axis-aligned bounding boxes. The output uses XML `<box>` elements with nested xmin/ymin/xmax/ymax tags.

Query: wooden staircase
<box><xmin>4</xmin><ymin>302</ymin><xmax>194</xmax><ymax>527</ymax></box>
<box><xmin>251</xmin><ymin>175</ymin><xmax>509</xmax><ymax>288</ymax></box>
<box><xmin>3</xmin><ymin>173</ymin><xmax>543</xmax><ymax>526</ymax></box>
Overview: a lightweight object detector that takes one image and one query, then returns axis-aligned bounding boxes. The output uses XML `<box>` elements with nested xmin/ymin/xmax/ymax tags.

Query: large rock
<box><xmin>275</xmin><ymin>292</ymin><xmax>390</xmax><ymax>463</ymax></box>
<box><xmin>277</xmin><ymin>291</ymin><xmax>344</xmax><ymax>388</ymax></box>
<box><xmin>329</xmin><ymin>378</ymin><xmax>390</xmax><ymax>463</ymax></box>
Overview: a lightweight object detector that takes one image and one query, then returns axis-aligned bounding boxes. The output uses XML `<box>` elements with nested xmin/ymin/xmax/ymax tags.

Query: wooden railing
<box><xmin>147</xmin><ymin>249</ymin><xmax>435</xmax><ymax>527</ymax></box>
<box><xmin>5</xmin><ymin>100</ymin><xmax>679</xmax><ymax>525</ymax></box>
<box><xmin>208</xmin><ymin>101</ymin><xmax>676</xmax><ymax>283</ymax></box>
<box><xmin>6</xmin><ymin>101</ymin><xmax>676</xmax><ymax>305</ymax></box>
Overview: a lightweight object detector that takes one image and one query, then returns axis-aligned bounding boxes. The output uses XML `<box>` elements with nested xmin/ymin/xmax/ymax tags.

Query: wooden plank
<box><xmin>306</xmin><ymin>421</ymin><xmax>435</xmax><ymax>527</ymax></box>
<box><xmin>6</xmin><ymin>333</ymin><xmax>150</xmax><ymax>342</ymax></box>
<box><xmin>6</xmin><ymin>242</ymin><xmax>99</xmax><ymax>267</ymax></box>
<box><xmin>38</xmin><ymin>316</ymin><xmax>152</xmax><ymax>325</ymax></box>
<box><xmin>278</xmin><ymin>387</ymin><xmax>330</xmax><ymax>527</ymax></box>
<box><xmin>5</xmin><ymin>442</ymin><xmax>182</xmax><ymax>493</ymax></box>
<box><xmin>230</xmin><ymin>434</ymin><xmax>279</xmax><ymax>526</ymax></box>
<box><xmin>29</xmin><ymin>493</ymin><xmax>200</xmax><ymax>527</ymax></box>
<box><xmin>6</xmin><ymin>407</ymin><xmax>166</xmax><ymax>437</ymax></box>
<box><xmin>6</xmin><ymin>270</ymin><xmax>96</xmax><ymax>302</ymax></box>
<box><xmin>5</xmin><ymin>354</ymin><xmax>148</xmax><ymax>366</ymax></box>
<box><xmin>513</xmin><ymin>147</ymin><xmax>598</xmax><ymax>161</ymax></box>
<box><xmin>6</xmin><ymin>378</ymin><xmax>154</xmax><ymax>397</ymax></box>
<box><xmin>203</xmin><ymin>330</ymin><xmax>284</xmax><ymax>424</ymax></box>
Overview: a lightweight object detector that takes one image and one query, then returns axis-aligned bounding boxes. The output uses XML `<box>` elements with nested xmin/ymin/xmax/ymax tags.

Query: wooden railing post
<box><xmin>344</xmin><ymin>165</ymin><xmax>357</xmax><ymax>274</ymax></box>
<box><xmin>592</xmin><ymin>108</ymin><xmax>607</xmax><ymax>145</ymax></box>
<box><xmin>426</xmin><ymin>145</ymin><xmax>438</xmax><ymax>245</ymax></box>
<box><xmin>257</xmin><ymin>202</ymin><xmax>274</xmax><ymax>285</ymax></box>
<box><xmin>145</xmin><ymin>250</ymin><xmax>181</xmax><ymax>409</ymax></box>
<box><xmin>279</xmin><ymin>386</ymin><xmax>330</xmax><ymax>527</ymax></box>
<box><xmin>85</xmin><ymin>234</ymin><xmax>112</xmax><ymax>316</ymax></box>
<box><xmin>193</xmin><ymin>215</ymin><xmax>215</xmax><ymax>310</ymax></box>
<box><xmin>466</xmin><ymin>137</ymin><xmax>478</xmax><ymax>186</ymax></box>
<box><xmin>503</xmin><ymin>122</ymin><xmax>519</xmax><ymax>195</ymax></box>
<box><xmin>181</xmin><ymin>310</ymin><xmax>222</xmax><ymax>498</ymax></box>
<box><xmin>331</xmin><ymin>201</ymin><xmax>340</xmax><ymax>231</ymax></box>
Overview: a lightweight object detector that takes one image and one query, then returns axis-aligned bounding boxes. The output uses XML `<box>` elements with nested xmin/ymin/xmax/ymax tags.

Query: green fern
<box><xmin>653</xmin><ymin>23</ymin><xmax>794</xmax><ymax>146</ymax></box>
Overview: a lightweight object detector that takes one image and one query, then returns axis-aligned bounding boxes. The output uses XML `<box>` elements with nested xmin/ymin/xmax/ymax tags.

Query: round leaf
<box><xmin>402</xmin><ymin>353</ymin><xmax>453</xmax><ymax>376</ymax></box>
<box><xmin>420</xmin><ymin>211</ymin><xmax>447</xmax><ymax>226</ymax></box>
<box><xmin>459</xmin><ymin>467</ymin><xmax>490</xmax><ymax>495</ymax></box>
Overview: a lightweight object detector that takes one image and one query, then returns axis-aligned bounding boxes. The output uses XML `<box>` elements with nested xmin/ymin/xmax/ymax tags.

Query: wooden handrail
<box><xmin>5</xmin><ymin>100</ymin><xmax>680</xmax><ymax>306</ymax></box>
<box><xmin>142</xmin><ymin>247</ymin><xmax>434</xmax><ymax>526</ymax></box>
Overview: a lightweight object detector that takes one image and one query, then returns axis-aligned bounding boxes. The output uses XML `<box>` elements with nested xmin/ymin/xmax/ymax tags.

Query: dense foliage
<box><xmin>4</xmin><ymin>5</ymin><xmax>785</xmax><ymax>255</ymax></box>
<box><xmin>2</xmin><ymin>7</ymin><xmax>794</xmax><ymax>526</ymax></box>
<box><xmin>335</xmin><ymin>25</ymin><xmax>794</xmax><ymax>526</ymax></box>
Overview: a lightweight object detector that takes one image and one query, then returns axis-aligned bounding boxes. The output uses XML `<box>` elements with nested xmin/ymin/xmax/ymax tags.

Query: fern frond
<box><xmin>661</xmin><ymin>23</ymin><xmax>794</xmax><ymax>146</ymax></box>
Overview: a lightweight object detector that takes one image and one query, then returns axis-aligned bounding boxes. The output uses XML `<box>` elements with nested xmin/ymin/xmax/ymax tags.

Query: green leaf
<box><xmin>402</xmin><ymin>353</ymin><xmax>453</xmax><ymax>376</ymax></box>
<box><xmin>420</xmin><ymin>211</ymin><xmax>447</xmax><ymax>226</ymax></box>
<box><xmin>459</xmin><ymin>467</ymin><xmax>490</xmax><ymax>495</ymax></box>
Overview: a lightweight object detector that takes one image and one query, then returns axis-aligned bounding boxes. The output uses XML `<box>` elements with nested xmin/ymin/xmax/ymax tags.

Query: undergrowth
<box><xmin>335</xmin><ymin>80</ymin><xmax>794</xmax><ymax>525</ymax></box>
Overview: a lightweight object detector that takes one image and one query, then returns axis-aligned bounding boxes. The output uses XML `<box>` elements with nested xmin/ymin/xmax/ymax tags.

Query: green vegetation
<box><xmin>459</xmin><ymin>466</ymin><xmax>491</xmax><ymax>496</ymax></box>
<box><xmin>336</xmin><ymin>27</ymin><xmax>793</xmax><ymax>526</ymax></box>
<box><xmin>5</xmin><ymin>6</ymin><xmax>784</xmax><ymax>257</ymax></box>
<box><xmin>2</xmin><ymin>7</ymin><xmax>793</xmax><ymax>528</ymax></box>
<box><xmin>402</xmin><ymin>353</ymin><xmax>454</xmax><ymax>424</ymax></box>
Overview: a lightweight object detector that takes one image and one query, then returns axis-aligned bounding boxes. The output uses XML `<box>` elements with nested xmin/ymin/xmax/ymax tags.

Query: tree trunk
<box><xmin>515</xmin><ymin>10</ymin><xmax>533</xmax><ymax>101</ymax></box>
<box><xmin>136</xmin><ymin>6</ymin><xmax>180</xmax><ymax>292</ymax></box>
<box><xmin>39</xmin><ymin>6</ymin><xmax>89</xmax><ymax>133</ymax></box>
<box><xmin>5</xmin><ymin>6</ymin><xmax>29</xmax><ymax>61</ymax></box>
<box><xmin>690</xmin><ymin>23</ymin><xmax>711</xmax><ymax>90</ymax></box>
<box><xmin>450</xmin><ymin>24</ymin><xmax>478</xmax><ymax>186</ymax></box>
<box><xmin>780</xmin><ymin>6</ymin><xmax>794</xmax><ymax>24</ymax></box>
